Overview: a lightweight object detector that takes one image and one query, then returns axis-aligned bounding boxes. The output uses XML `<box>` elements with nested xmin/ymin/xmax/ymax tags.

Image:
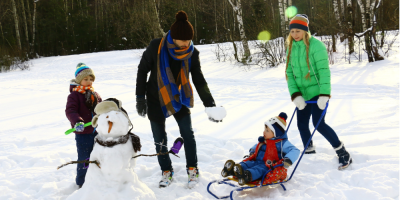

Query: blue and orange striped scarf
<box><xmin>157</xmin><ymin>31</ymin><xmax>194</xmax><ymax>118</ymax></box>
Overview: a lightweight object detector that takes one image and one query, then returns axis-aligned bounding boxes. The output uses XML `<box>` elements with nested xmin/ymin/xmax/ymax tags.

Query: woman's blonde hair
<box><xmin>285</xmin><ymin>30</ymin><xmax>312</xmax><ymax>80</ymax></box>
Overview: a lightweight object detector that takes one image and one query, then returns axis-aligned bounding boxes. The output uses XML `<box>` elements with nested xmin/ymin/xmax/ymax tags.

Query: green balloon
<box><xmin>285</xmin><ymin>6</ymin><xmax>298</xmax><ymax>18</ymax></box>
<box><xmin>258</xmin><ymin>31</ymin><xmax>271</xmax><ymax>43</ymax></box>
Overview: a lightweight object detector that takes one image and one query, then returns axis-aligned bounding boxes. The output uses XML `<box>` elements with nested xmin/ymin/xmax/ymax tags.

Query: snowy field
<box><xmin>0</xmin><ymin>36</ymin><xmax>399</xmax><ymax>199</ymax></box>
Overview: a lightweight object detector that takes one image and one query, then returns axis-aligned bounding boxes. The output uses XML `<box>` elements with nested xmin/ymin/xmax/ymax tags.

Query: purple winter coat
<box><xmin>65</xmin><ymin>83</ymin><xmax>102</xmax><ymax>134</ymax></box>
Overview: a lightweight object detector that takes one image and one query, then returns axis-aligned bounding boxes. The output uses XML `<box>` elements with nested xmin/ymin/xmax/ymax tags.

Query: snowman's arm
<box><xmin>66</xmin><ymin>94</ymin><xmax>84</xmax><ymax>125</ymax></box>
<box><xmin>57</xmin><ymin>160</ymin><xmax>101</xmax><ymax>170</ymax></box>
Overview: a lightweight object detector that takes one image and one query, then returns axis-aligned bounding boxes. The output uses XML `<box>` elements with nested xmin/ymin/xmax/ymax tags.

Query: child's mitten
<box><xmin>283</xmin><ymin>158</ymin><xmax>292</xmax><ymax>169</ymax></box>
<box><xmin>293</xmin><ymin>96</ymin><xmax>307</xmax><ymax>110</ymax></box>
<box><xmin>75</xmin><ymin>122</ymin><xmax>85</xmax><ymax>132</ymax></box>
<box><xmin>317</xmin><ymin>96</ymin><xmax>329</xmax><ymax>110</ymax></box>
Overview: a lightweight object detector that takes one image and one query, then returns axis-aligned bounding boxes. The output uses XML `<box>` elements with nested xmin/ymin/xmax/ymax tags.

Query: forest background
<box><xmin>0</xmin><ymin>0</ymin><xmax>398</xmax><ymax>71</ymax></box>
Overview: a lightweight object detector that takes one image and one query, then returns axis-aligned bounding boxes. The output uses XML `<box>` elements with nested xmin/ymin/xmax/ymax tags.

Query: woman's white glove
<box><xmin>205</xmin><ymin>106</ymin><xmax>227</xmax><ymax>123</ymax></box>
<box><xmin>293</xmin><ymin>96</ymin><xmax>307</xmax><ymax>110</ymax></box>
<box><xmin>317</xmin><ymin>96</ymin><xmax>329</xmax><ymax>110</ymax></box>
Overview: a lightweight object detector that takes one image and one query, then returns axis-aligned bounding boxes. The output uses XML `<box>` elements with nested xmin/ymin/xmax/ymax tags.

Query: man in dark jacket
<box><xmin>135</xmin><ymin>11</ymin><xmax>225</xmax><ymax>188</ymax></box>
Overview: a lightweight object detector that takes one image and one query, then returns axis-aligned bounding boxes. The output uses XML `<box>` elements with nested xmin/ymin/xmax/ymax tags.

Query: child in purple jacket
<box><xmin>65</xmin><ymin>63</ymin><xmax>102</xmax><ymax>188</ymax></box>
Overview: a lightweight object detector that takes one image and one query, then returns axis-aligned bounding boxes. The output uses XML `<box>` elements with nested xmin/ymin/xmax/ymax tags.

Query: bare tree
<box><xmin>227</xmin><ymin>0</ymin><xmax>251</xmax><ymax>60</ymax></box>
<box><xmin>346</xmin><ymin>0</ymin><xmax>355</xmax><ymax>54</ymax></box>
<box><xmin>20</xmin><ymin>0</ymin><xmax>30</xmax><ymax>51</ymax></box>
<box><xmin>356</xmin><ymin>0</ymin><xmax>383</xmax><ymax>62</ymax></box>
<box><xmin>278</xmin><ymin>0</ymin><xmax>286</xmax><ymax>39</ymax></box>
<box><xmin>333</xmin><ymin>0</ymin><xmax>342</xmax><ymax>28</ymax></box>
<box><xmin>150</xmin><ymin>0</ymin><xmax>164</xmax><ymax>38</ymax></box>
<box><xmin>32</xmin><ymin>0</ymin><xmax>37</xmax><ymax>54</ymax></box>
<box><xmin>11</xmin><ymin>0</ymin><xmax>22</xmax><ymax>50</ymax></box>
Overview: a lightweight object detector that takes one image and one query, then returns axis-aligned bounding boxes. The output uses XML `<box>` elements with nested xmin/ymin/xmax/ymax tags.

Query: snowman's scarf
<box><xmin>95</xmin><ymin>131</ymin><xmax>141</xmax><ymax>153</ymax></box>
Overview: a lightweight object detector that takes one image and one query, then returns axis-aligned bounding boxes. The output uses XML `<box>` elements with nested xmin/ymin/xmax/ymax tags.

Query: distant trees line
<box><xmin>0</xmin><ymin>0</ymin><xmax>398</xmax><ymax>71</ymax></box>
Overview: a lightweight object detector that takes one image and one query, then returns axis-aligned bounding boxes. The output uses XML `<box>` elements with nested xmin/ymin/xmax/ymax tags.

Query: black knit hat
<box><xmin>170</xmin><ymin>11</ymin><xmax>194</xmax><ymax>40</ymax></box>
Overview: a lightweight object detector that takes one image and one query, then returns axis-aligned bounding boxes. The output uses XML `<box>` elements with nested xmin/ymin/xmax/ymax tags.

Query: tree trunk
<box><xmin>192</xmin><ymin>0</ymin><xmax>197</xmax><ymax>43</ymax></box>
<box><xmin>346</xmin><ymin>0</ymin><xmax>354</xmax><ymax>54</ymax></box>
<box><xmin>214</xmin><ymin>0</ymin><xmax>218</xmax><ymax>41</ymax></box>
<box><xmin>278</xmin><ymin>0</ymin><xmax>286</xmax><ymax>39</ymax></box>
<box><xmin>370</xmin><ymin>0</ymin><xmax>384</xmax><ymax>60</ymax></box>
<box><xmin>11</xmin><ymin>0</ymin><xmax>22</xmax><ymax>50</ymax></box>
<box><xmin>20</xmin><ymin>0</ymin><xmax>30</xmax><ymax>51</ymax></box>
<box><xmin>150</xmin><ymin>0</ymin><xmax>164</xmax><ymax>38</ymax></box>
<box><xmin>340</xmin><ymin>0</ymin><xmax>346</xmax><ymax>19</ymax></box>
<box><xmin>333</xmin><ymin>0</ymin><xmax>342</xmax><ymax>28</ymax></box>
<box><xmin>227</xmin><ymin>0</ymin><xmax>251</xmax><ymax>60</ymax></box>
<box><xmin>285</xmin><ymin>0</ymin><xmax>292</xmax><ymax>36</ymax></box>
<box><xmin>357</xmin><ymin>0</ymin><xmax>374</xmax><ymax>62</ymax></box>
<box><xmin>32</xmin><ymin>1</ymin><xmax>36</xmax><ymax>54</ymax></box>
<box><xmin>25</xmin><ymin>0</ymin><xmax>32</xmax><ymax>34</ymax></box>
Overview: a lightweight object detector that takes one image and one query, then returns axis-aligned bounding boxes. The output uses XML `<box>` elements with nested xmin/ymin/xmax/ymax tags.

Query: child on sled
<box><xmin>221</xmin><ymin>112</ymin><xmax>300</xmax><ymax>186</ymax></box>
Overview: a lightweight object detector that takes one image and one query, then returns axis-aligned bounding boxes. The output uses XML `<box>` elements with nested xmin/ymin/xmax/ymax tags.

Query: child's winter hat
<box><xmin>170</xmin><ymin>11</ymin><xmax>194</xmax><ymax>40</ymax></box>
<box><xmin>265</xmin><ymin>112</ymin><xmax>288</xmax><ymax>138</ymax></box>
<box><xmin>92</xmin><ymin>98</ymin><xmax>132</xmax><ymax>128</ymax></box>
<box><xmin>289</xmin><ymin>14</ymin><xmax>309</xmax><ymax>32</ymax></box>
<box><xmin>75</xmin><ymin>63</ymin><xmax>95</xmax><ymax>84</ymax></box>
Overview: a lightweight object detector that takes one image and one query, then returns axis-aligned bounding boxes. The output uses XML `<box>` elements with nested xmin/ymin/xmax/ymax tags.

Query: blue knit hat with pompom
<box><xmin>265</xmin><ymin>112</ymin><xmax>288</xmax><ymax>138</ymax></box>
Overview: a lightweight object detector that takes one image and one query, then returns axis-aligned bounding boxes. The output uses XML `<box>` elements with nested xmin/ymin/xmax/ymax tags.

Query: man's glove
<box><xmin>74</xmin><ymin>122</ymin><xmax>85</xmax><ymax>132</ymax></box>
<box><xmin>136</xmin><ymin>97</ymin><xmax>147</xmax><ymax>118</ymax></box>
<box><xmin>283</xmin><ymin>158</ymin><xmax>292</xmax><ymax>169</ymax></box>
<box><xmin>317</xmin><ymin>96</ymin><xmax>329</xmax><ymax>110</ymax></box>
<box><xmin>293</xmin><ymin>96</ymin><xmax>307</xmax><ymax>110</ymax></box>
<box><xmin>205</xmin><ymin>106</ymin><xmax>227</xmax><ymax>123</ymax></box>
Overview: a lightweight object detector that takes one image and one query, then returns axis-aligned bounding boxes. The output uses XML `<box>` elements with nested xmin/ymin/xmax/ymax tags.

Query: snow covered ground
<box><xmin>0</xmin><ymin>37</ymin><xmax>399</xmax><ymax>199</ymax></box>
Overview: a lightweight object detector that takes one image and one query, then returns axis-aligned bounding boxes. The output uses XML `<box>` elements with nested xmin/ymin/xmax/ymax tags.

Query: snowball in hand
<box><xmin>205</xmin><ymin>106</ymin><xmax>227</xmax><ymax>121</ymax></box>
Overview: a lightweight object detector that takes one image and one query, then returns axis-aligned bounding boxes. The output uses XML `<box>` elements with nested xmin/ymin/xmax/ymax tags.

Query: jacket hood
<box><xmin>69</xmin><ymin>79</ymin><xmax>79</xmax><ymax>93</ymax></box>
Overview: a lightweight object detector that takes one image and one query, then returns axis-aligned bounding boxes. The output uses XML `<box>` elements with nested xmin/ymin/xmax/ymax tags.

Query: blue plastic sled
<box><xmin>207</xmin><ymin>101</ymin><xmax>329</xmax><ymax>199</ymax></box>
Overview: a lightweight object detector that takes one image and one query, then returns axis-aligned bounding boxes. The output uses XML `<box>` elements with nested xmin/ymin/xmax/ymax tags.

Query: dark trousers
<box><xmin>75</xmin><ymin>132</ymin><xmax>97</xmax><ymax>186</ymax></box>
<box><xmin>150</xmin><ymin>114</ymin><xmax>197</xmax><ymax>171</ymax></box>
<box><xmin>297</xmin><ymin>96</ymin><xmax>341</xmax><ymax>149</ymax></box>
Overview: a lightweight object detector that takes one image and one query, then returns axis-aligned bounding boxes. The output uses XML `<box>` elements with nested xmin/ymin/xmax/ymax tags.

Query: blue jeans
<box><xmin>150</xmin><ymin>114</ymin><xmax>197</xmax><ymax>171</ymax></box>
<box><xmin>297</xmin><ymin>96</ymin><xmax>341</xmax><ymax>148</ymax></box>
<box><xmin>75</xmin><ymin>132</ymin><xmax>97</xmax><ymax>186</ymax></box>
<box><xmin>240</xmin><ymin>160</ymin><xmax>268</xmax><ymax>181</ymax></box>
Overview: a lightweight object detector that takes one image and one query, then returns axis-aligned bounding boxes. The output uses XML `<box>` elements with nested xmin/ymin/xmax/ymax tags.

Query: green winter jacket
<box><xmin>286</xmin><ymin>36</ymin><xmax>331</xmax><ymax>101</ymax></box>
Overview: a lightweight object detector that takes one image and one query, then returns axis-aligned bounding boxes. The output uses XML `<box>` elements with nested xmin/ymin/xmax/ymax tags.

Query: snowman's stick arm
<box><xmin>57</xmin><ymin>160</ymin><xmax>101</xmax><ymax>170</ymax></box>
<box><xmin>132</xmin><ymin>152</ymin><xmax>180</xmax><ymax>159</ymax></box>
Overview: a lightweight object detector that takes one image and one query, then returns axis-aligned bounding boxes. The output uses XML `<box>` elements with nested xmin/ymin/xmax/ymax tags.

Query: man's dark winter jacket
<box><xmin>136</xmin><ymin>38</ymin><xmax>215</xmax><ymax>123</ymax></box>
<box><xmin>66</xmin><ymin>84</ymin><xmax>102</xmax><ymax>134</ymax></box>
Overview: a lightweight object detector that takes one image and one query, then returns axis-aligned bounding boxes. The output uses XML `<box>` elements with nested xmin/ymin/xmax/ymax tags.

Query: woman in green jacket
<box><xmin>285</xmin><ymin>14</ymin><xmax>352</xmax><ymax>170</ymax></box>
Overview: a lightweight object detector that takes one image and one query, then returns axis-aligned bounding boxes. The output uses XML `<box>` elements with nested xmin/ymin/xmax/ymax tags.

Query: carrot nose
<box><xmin>108</xmin><ymin>121</ymin><xmax>113</xmax><ymax>133</ymax></box>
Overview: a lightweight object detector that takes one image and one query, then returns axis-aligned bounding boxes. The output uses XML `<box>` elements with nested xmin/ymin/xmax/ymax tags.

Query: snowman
<box><xmin>67</xmin><ymin>98</ymin><xmax>156</xmax><ymax>200</ymax></box>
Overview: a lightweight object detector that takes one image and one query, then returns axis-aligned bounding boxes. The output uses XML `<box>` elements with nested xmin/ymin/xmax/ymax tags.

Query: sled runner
<box><xmin>207</xmin><ymin>101</ymin><xmax>328</xmax><ymax>200</ymax></box>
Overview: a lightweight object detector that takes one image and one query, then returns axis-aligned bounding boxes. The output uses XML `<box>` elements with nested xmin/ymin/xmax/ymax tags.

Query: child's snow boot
<box><xmin>305</xmin><ymin>140</ymin><xmax>316</xmax><ymax>154</ymax></box>
<box><xmin>334</xmin><ymin>142</ymin><xmax>352</xmax><ymax>170</ymax></box>
<box><xmin>221</xmin><ymin>160</ymin><xmax>235</xmax><ymax>177</ymax></box>
<box><xmin>187</xmin><ymin>167</ymin><xmax>199</xmax><ymax>189</ymax></box>
<box><xmin>243</xmin><ymin>170</ymin><xmax>252</xmax><ymax>183</ymax></box>
<box><xmin>159</xmin><ymin>170</ymin><xmax>174</xmax><ymax>188</ymax></box>
<box><xmin>234</xmin><ymin>164</ymin><xmax>246</xmax><ymax>186</ymax></box>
